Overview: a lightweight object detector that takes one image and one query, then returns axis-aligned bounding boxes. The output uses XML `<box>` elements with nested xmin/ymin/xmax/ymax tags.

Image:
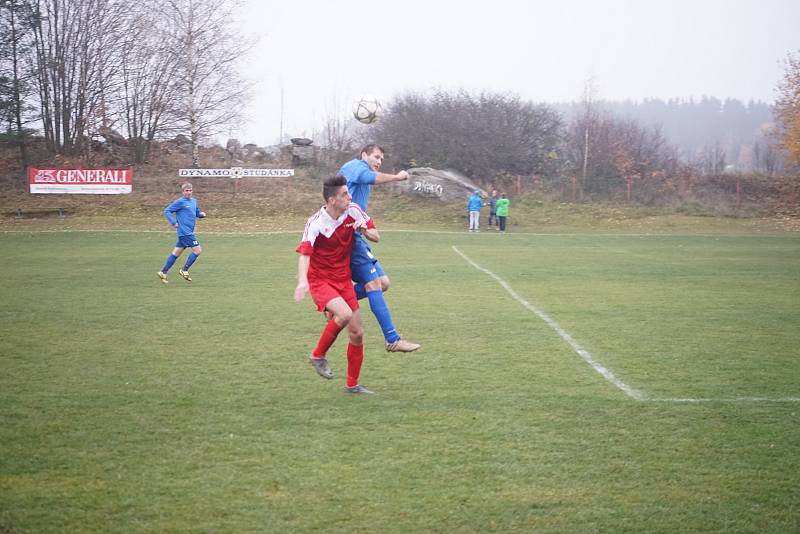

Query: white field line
<box><xmin>645</xmin><ymin>397</ymin><xmax>800</xmax><ymax>403</ymax></box>
<box><xmin>453</xmin><ymin>246</ymin><xmax>800</xmax><ymax>404</ymax></box>
<box><xmin>0</xmin><ymin>228</ymin><xmax>299</xmax><ymax>236</ymax></box>
<box><xmin>3</xmin><ymin>228</ymin><xmax>779</xmax><ymax>237</ymax></box>
<box><xmin>452</xmin><ymin>246</ymin><xmax>644</xmax><ymax>401</ymax></box>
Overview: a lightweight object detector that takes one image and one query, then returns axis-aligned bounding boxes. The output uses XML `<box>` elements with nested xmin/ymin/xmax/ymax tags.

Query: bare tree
<box><xmin>159</xmin><ymin>0</ymin><xmax>250</xmax><ymax>167</ymax></box>
<box><xmin>697</xmin><ymin>142</ymin><xmax>727</xmax><ymax>175</ymax></box>
<box><xmin>752</xmin><ymin>134</ymin><xmax>783</xmax><ymax>176</ymax></box>
<box><xmin>565</xmin><ymin>110</ymin><xmax>675</xmax><ymax>199</ymax></box>
<box><xmin>0</xmin><ymin>0</ymin><xmax>35</xmax><ymax>167</ymax></box>
<box><xmin>116</xmin><ymin>0</ymin><xmax>180</xmax><ymax>163</ymax></box>
<box><xmin>27</xmin><ymin>0</ymin><xmax>127</xmax><ymax>155</ymax></box>
<box><xmin>318</xmin><ymin>91</ymin><xmax>357</xmax><ymax>164</ymax></box>
<box><xmin>373</xmin><ymin>90</ymin><xmax>562</xmax><ymax>179</ymax></box>
<box><xmin>579</xmin><ymin>76</ymin><xmax>601</xmax><ymax>199</ymax></box>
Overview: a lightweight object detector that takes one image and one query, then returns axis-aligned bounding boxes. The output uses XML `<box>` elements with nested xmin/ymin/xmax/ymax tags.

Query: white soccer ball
<box><xmin>353</xmin><ymin>95</ymin><xmax>382</xmax><ymax>124</ymax></box>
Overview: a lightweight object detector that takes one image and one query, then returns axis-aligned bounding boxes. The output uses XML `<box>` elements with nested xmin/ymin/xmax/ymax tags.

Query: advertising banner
<box><xmin>28</xmin><ymin>167</ymin><xmax>133</xmax><ymax>194</ymax></box>
<box><xmin>178</xmin><ymin>168</ymin><xmax>294</xmax><ymax>178</ymax></box>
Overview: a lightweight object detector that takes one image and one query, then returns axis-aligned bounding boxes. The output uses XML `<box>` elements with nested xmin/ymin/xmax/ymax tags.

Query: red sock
<box><xmin>346</xmin><ymin>343</ymin><xmax>364</xmax><ymax>387</ymax></box>
<box><xmin>312</xmin><ymin>320</ymin><xmax>344</xmax><ymax>358</ymax></box>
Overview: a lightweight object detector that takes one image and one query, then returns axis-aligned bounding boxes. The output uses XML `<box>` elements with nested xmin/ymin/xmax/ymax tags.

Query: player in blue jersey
<box><xmin>157</xmin><ymin>182</ymin><xmax>206</xmax><ymax>284</ymax></box>
<box><xmin>338</xmin><ymin>144</ymin><xmax>421</xmax><ymax>353</ymax></box>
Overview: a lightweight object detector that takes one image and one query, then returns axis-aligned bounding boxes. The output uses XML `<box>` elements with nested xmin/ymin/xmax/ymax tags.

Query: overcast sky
<box><xmin>231</xmin><ymin>0</ymin><xmax>799</xmax><ymax>147</ymax></box>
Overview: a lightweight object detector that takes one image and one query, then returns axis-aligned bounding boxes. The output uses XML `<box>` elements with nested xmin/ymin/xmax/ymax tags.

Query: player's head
<box><xmin>181</xmin><ymin>182</ymin><xmax>193</xmax><ymax>197</ymax></box>
<box><xmin>323</xmin><ymin>175</ymin><xmax>348</xmax><ymax>202</ymax></box>
<box><xmin>360</xmin><ymin>144</ymin><xmax>385</xmax><ymax>171</ymax></box>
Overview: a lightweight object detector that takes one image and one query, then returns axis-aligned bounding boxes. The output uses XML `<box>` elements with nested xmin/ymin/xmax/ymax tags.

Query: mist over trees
<box><xmin>562</xmin><ymin>113</ymin><xmax>678</xmax><ymax>201</ymax></box>
<box><xmin>357</xmin><ymin>91</ymin><xmax>784</xmax><ymax>185</ymax></box>
<box><xmin>363</xmin><ymin>88</ymin><xmax>795</xmax><ymax>213</ymax></box>
<box><xmin>553</xmin><ymin>97</ymin><xmax>776</xmax><ymax>173</ymax></box>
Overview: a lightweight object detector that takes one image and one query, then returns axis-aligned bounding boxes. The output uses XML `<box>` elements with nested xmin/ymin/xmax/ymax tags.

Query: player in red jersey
<box><xmin>294</xmin><ymin>175</ymin><xmax>380</xmax><ymax>394</ymax></box>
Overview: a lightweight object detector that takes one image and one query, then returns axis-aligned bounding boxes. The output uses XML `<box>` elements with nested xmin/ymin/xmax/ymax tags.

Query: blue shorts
<box><xmin>175</xmin><ymin>234</ymin><xmax>199</xmax><ymax>248</ymax></box>
<box><xmin>350</xmin><ymin>236</ymin><xmax>385</xmax><ymax>284</ymax></box>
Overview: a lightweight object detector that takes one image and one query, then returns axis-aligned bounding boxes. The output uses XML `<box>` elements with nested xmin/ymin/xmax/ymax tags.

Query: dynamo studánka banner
<box><xmin>28</xmin><ymin>167</ymin><xmax>133</xmax><ymax>194</ymax></box>
<box><xmin>178</xmin><ymin>168</ymin><xmax>294</xmax><ymax>178</ymax></box>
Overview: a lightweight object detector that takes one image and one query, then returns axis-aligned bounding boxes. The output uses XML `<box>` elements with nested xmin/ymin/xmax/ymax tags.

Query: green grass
<box><xmin>1</xmin><ymin>230</ymin><xmax>799</xmax><ymax>533</ymax></box>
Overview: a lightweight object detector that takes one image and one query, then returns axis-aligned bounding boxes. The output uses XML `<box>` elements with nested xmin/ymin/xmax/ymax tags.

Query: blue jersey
<box><xmin>339</xmin><ymin>158</ymin><xmax>376</xmax><ymax>211</ymax></box>
<box><xmin>467</xmin><ymin>194</ymin><xmax>484</xmax><ymax>212</ymax></box>
<box><xmin>339</xmin><ymin>157</ymin><xmax>380</xmax><ymax>269</ymax></box>
<box><xmin>164</xmin><ymin>197</ymin><xmax>202</xmax><ymax>236</ymax></box>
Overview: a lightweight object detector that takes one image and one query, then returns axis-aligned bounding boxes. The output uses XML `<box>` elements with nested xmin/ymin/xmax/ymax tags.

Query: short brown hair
<box><xmin>360</xmin><ymin>144</ymin><xmax>385</xmax><ymax>158</ymax></box>
<box><xmin>323</xmin><ymin>175</ymin><xmax>347</xmax><ymax>201</ymax></box>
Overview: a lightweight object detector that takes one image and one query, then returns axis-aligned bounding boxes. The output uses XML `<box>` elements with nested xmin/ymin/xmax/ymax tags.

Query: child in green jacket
<box><xmin>496</xmin><ymin>194</ymin><xmax>509</xmax><ymax>233</ymax></box>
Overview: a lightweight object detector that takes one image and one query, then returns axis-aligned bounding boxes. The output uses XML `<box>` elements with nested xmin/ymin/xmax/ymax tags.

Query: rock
<box><xmin>98</xmin><ymin>126</ymin><xmax>128</xmax><ymax>146</ymax></box>
<box><xmin>173</xmin><ymin>134</ymin><xmax>191</xmax><ymax>146</ymax></box>
<box><xmin>291</xmin><ymin>144</ymin><xmax>316</xmax><ymax>165</ymax></box>
<box><xmin>237</xmin><ymin>143</ymin><xmax>264</xmax><ymax>160</ymax></box>
<box><xmin>264</xmin><ymin>146</ymin><xmax>281</xmax><ymax>158</ymax></box>
<box><xmin>226</xmin><ymin>138</ymin><xmax>241</xmax><ymax>152</ymax></box>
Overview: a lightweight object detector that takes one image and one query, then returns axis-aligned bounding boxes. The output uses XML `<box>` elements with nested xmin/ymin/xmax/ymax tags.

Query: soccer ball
<box><xmin>353</xmin><ymin>95</ymin><xmax>382</xmax><ymax>124</ymax></box>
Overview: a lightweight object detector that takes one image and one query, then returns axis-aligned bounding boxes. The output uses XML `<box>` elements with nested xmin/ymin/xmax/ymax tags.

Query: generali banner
<box><xmin>28</xmin><ymin>167</ymin><xmax>133</xmax><ymax>194</ymax></box>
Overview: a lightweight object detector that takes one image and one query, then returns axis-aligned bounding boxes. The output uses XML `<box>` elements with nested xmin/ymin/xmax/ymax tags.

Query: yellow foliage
<box><xmin>775</xmin><ymin>50</ymin><xmax>800</xmax><ymax>168</ymax></box>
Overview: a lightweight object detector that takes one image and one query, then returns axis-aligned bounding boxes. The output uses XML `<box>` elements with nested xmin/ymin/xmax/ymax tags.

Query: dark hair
<box><xmin>360</xmin><ymin>144</ymin><xmax>385</xmax><ymax>158</ymax></box>
<box><xmin>323</xmin><ymin>175</ymin><xmax>347</xmax><ymax>201</ymax></box>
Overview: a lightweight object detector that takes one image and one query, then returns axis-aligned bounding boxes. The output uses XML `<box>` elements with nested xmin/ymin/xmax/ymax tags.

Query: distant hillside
<box><xmin>552</xmin><ymin>97</ymin><xmax>774</xmax><ymax>169</ymax></box>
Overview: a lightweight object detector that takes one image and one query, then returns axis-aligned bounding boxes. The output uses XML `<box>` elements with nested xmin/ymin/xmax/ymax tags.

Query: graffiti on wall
<box><xmin>413</xmin><ymin>181</ymin><xmax>443</xmax><ymax>197</ymax></box>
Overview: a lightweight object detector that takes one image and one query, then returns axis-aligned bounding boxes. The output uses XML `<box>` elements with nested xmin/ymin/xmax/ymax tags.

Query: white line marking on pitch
<box><xmin>453</xmin><ymin>246</ymin><xmax>800</xmax><ymax>404</ymax></box>
<box><xmin>645</xmin><ymin>397</ymin><xmax>800</xmax><ymax>403</ymax></box>
<box><xmin>452</xmin><ymin>246</ymin><xmax>643</xmax><ymax>400</ymax></box>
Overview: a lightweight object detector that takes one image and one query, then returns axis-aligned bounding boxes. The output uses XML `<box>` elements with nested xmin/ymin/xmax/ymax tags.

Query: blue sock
<box><xmin>354</xmin><ymin>282</ymin><xmax>367</xmax><ymax>300</ymax></box>
<box><xmin>366</xmin><ymin>290</ymin><xmax>400</xmax><ymax>343</ymax></box>
<box><xmin>183</xmin><ymin>252</ymin><xmax>199</xmax><ymax>271</ymax></box>
<box><xmin>162</xmin><ymin>254</ymin><xmax>178</xmax><ymax>273</ymax></box>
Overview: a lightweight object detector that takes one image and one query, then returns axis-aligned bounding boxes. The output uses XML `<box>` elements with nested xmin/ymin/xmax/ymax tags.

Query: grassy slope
<box><xmin>1</xmin><ymin>139</ymin><xmax>797</xmax><ymax>234</ymax></box>
<box><xmin>1</xmin><ymin>166</ymin><xmax>798</xmax><ymax>235</ymax></box>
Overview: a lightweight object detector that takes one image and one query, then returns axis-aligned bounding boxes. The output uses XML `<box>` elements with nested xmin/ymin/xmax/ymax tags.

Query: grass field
<box><xmin>1</xmin><ymin>229</ymin><xmax>799</xmax><ymax>532</ymax></box>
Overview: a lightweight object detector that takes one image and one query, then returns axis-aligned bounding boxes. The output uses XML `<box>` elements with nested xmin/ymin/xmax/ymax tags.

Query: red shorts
<box><xmin>308</xmin><ymin>278</ymin><xmax>359</xmax><ymax>313</ymax></box>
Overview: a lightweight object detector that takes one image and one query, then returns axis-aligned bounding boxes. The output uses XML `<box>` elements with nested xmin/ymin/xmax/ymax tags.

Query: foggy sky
<box><xmin>231</xmin><ymin>0</ymin><xmax>799</xmax><ymax>147</ymax></box>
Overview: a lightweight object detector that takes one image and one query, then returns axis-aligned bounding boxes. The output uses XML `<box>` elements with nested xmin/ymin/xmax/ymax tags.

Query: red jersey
<box><xmin>296</xmin><ymin>203</ymin><xmax>375</xmax><ymax>283</ymax></box>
